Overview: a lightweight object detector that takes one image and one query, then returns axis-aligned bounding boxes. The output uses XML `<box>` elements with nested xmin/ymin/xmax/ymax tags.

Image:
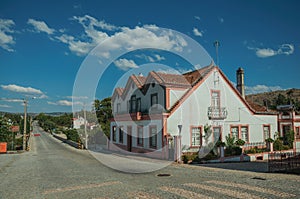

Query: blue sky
<box><xmin>0</xmin><ymin>0</ymin><xmax>299</xmax><ymax>113</ymax></box>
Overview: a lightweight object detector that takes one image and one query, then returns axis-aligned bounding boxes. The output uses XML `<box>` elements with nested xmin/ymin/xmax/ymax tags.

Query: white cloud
<box><xmin>193</xmin><ymin>27</ymin><xmax>203</xmax><ymax>37</ymax></box>
<box><xmin>154</xmin><ymin>54</ymin><xmax>165</xmax><ymax>61</ymax></box>
<box><xmin>48</xmin><ymin>100</ymin><xmax>83</xmax><ymax>106</ymax></box>
<box><xmin>73</xmin><ymin>15</ymin><xmax>118</xmax><ymax>31</ymax></box>
<box><xmin>249</xmin><ymin>44</ymin><xmax>294</xmax><ymax>58</ymax></box>
<box><xmin>92</xmin><ymin>25</ymin><xmax>188</xmax><ymax>58</ymax></box>
<box><xmin>47</xmin><ymin>101</ymin><xmax>57</xmax><ymax>105</ymax></box>
<box><xmin>1</xmin><ymin>98</ymin><xmax>24</xmax><ymax>102</ymax></box>
<box><xmin>27</xmin><ymin>19</ymin><xmax>55</xmax><ymax>35</ymax></box>
<box><xmin>194</xmin><ymin>16</ymin><xmax>201</xmax><ymax>21</ymax></box>
<box><xmin>49</xmin><ymin>15</ymin><xmax>188</xmax><ymax>57</ymax></box>
<box><xmin>1</xmin><ymin>84</ymin><xmax>43</xmax><ymax>94</ymax></box>
<box><xmin>66</xmin><ymin>96</ymin><xmax>88</xmax><ymax>100</ymax></box>
<box><xmin>37</xmin><ymin>94</ymin><xmax>48</xmax><ymax>99</ymax></box>
<box><xmin>55</xmin><ymin>34</ymin><xmax>95</xmax><ymax>56</ymax></box>
<box><xmin>218</xmin><ymin>17</ymin><xmax>224</xmax><ymax>23</ymax></box>
<box><xmin>0</xmin><ymin>104</ymin><xmax>11</xmax><ymax>108</ymax></box>
<box><xmin>114</xmin><ymin>58</ymin><xmax>138</xmax><ymax>70</ymax></box>
<box><xmin>136</xmin><ymin>54</ymin><xmax>165</xmax><ymax>63</ymax></box>
<box><xmin>245</xmin><ymin>85</ymin><xmax>282</xmax><ymax>94</ymax></box>
<box><xmin>0</xmin><ymin>18</ymin><xmax>15</xmax><ymax>52</ymax></box>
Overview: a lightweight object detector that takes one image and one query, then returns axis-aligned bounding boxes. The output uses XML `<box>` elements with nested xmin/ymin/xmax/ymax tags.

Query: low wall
<box><xmin>53</xmin><ymin>133</ymin><xmax>82</xmax><ymax>149</ymax></box>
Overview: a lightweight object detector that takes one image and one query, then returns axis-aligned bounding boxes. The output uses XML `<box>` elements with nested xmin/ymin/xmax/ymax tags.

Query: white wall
<box><xmin>167</xmin><ymin>68</ymin><xmax>278</xmax><ymax>151</ymax></box>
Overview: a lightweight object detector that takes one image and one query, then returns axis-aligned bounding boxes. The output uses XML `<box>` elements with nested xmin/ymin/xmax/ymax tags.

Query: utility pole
<box><xmin>84</xmin><ymin>104</ymin><xmax>88</xmax><ymax>149</ymax></box>
<box><xmin>23</xmin><ymin>98</ymin><xmax>27</xmax><ymax>151</ymax></box>
<box><xmin>214</xmin><ymin>40</ymin><xmax>220</xmax><ymax>66</ymax></box>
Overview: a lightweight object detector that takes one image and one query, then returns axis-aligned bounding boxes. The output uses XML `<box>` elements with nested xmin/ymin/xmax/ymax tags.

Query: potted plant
<box><xmin>235</xmin><ymin>139</ymin><xmax>245</xmax><ymax>146</ymax></box>
<box><xmin>265</xmin><ymin>138</ymin><xmax>274</xmax><ymax>152</ymax></box>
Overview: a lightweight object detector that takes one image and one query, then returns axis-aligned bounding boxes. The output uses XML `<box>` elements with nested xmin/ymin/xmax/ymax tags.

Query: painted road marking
<box><xmin>160</xmin><ymin>186</ymin><xmax>214</xmax><ymax>199</ymax></box>
<box><xmin>127</xmin><ymin>191</ymin><xmax>161</xmax><ymax>199</ymax></box>
<box><xmin>208</xmin><ymin>180</ymin><xmax>296</xmax><ymax>198</ymax></box>
<box><xmin>43</xmin><ymin>181</ymin><xmax>121</xmax><ymax>195</ymax></box>
<box><xmin>185</xmin><ymin>183</ymin><xmax>263</xmax><ymax>199</ymax></box>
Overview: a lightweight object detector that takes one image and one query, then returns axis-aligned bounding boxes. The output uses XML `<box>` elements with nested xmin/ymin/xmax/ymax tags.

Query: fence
<box><xmin>268</xmin><ymin>151</ymin><xmax>300</xmax><ymax>173</ymax></box>
<box><xmin>243</xmin><ymin>142</ymin><xmax>266</xmax><ymax>151</ymax></box>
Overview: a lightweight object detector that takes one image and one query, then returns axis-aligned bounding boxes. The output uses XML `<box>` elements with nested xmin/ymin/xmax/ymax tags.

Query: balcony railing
<box><xmin>207</xmin><ymin>107</ymin><xmax>227</xmax><ymax>120</ymax></box>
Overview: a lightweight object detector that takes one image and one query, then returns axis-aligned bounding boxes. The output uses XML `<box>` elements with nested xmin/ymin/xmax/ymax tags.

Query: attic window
<box><xmin>152</xmin><ymin>83</ymin><xmax>155</xmax><ymax>87</ymax></box>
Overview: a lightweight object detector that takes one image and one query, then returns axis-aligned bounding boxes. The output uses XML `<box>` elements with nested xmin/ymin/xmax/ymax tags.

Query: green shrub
<box><xmin>181</xmin><ymin>153</ymin><xmax>198</xmax><ymax>164</ymax></box>
<box><xmin>63</xmin><ymin>129</ymin><xmax>80</xmax><ymax>142</ymax></box>
<box><xmin>225</xmin><ymin>146</ymin><xmax>242</xmax><ymax>156</ymax></box>
<box><xmin>235</xmin><ymin>139</ymin><xmax>245</xmax><ymax>146</ymax></box>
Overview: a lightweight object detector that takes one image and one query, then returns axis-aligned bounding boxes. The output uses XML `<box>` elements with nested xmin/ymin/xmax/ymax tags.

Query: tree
<box><xmin>94</xmin><ymin>98</ymin><xmax>112</xmax><ymax>138</ymax></box>
<box><xmin>276</xmin><ymin>94</ymin><xmax>288</xmax><ymax>106</ymax></box>
<box><xmin>0</xmin><ymin>116</ymin><xmax>11</xmax><ymax>142</ymax></box>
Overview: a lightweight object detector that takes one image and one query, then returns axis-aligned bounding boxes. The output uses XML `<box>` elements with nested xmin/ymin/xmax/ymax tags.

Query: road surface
<box><xmin>0</xmin><ymin>124</ymin><xmax>299</xmax><ymax>198</ymax></box>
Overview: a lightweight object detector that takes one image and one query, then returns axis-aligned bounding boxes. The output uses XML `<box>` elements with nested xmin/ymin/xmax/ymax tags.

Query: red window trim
<box><xmin>190</xmin><ymin>125</ymin><xmax>202</xmax><ymax>148</ymax></box>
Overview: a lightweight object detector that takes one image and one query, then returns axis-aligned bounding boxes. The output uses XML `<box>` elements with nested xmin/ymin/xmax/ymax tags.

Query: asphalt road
<box><xmin>0</xmin><ymin>124</ymin><xmax>299</xmax><ymax>199</ymax></box>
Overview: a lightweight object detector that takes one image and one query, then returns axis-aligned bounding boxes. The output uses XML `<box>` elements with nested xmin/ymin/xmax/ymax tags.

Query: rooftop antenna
<box><xmin>214</xmin><ymin>40</ymin><xmax>220</xmax><ymax>66</ymax></box>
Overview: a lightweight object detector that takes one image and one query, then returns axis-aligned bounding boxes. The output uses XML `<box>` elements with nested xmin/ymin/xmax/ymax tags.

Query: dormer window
<box><xmin>130</xmin><ymin>95</ymin><xmax>136</xmax><ymax>113</ymax></box>
<box><xmin>151</xmin><ymin>93</ymin><xmax>158</xmax><ymax>109</ymax></box>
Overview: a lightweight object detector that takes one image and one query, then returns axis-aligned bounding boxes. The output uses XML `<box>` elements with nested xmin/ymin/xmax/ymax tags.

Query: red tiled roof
<box><xmin>183</xmin><ymin>65</ymin><xmax>215</xmax><ymax>85</ymax></box>
<box><xmin>245</xmin><ymin>99</ymin><xmax>277</xmax><ymax>113</ymax></box>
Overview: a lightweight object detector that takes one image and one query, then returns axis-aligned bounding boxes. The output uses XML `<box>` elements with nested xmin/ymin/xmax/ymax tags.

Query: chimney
<box><xmin>236</xmin><ymin>67</ymin><xmax>245</xmax><ymax>99</ymax></box>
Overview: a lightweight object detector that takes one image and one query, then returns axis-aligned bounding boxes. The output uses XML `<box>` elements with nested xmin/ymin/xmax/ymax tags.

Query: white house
<box><xmin>73</xmin><ymin>116</ymin><xmax>87</xmax><ymax>129</ymax></box>
<box><xmin>109</xmin><ymin>63</ymin><xmax>278</xmax><ymax>160</ymax></box>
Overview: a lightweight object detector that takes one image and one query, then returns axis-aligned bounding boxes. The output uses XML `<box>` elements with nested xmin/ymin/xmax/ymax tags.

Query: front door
<box><xmin>127</xmin><ymin>126</ymin><xmax>132</xmax><ymax>152</ymax></box>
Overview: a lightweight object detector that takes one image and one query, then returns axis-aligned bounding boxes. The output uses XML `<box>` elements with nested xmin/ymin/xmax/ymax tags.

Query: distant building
<box><xmin>110</xmin><ymin>63</ymin><xmax>278</xmax><ymax>159</ymax></box>
<box><xmin>73</xmin><ymin>116</ymin><xmax>87</xmax><ymax>129</ymax></box>
<box><xmin>277</xmin><ymin>105</ymin><xmax>300</xmax><ymax>151</ymax></box>
<box><xmin>10</xmin><ymin>125</ymin><xmax>20</xmax><ymax>133</ymax></box>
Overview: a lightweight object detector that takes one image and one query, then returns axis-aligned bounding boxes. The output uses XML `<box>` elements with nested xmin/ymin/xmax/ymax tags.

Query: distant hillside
<box><xmin>246</xmin><ymin>88</ymin><xmax>300</xmax><ymax>111</ymax></box>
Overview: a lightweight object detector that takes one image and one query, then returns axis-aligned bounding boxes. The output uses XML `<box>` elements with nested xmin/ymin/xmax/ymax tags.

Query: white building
<box><xmin>73</xmin><ymin>116</ymin><xmax>87</xmax><ymax>129</ymax></box>
<box><xmin>109</xmin><ymin>63</ymin><xmax>278</xmax><ymax>159</ymax></box>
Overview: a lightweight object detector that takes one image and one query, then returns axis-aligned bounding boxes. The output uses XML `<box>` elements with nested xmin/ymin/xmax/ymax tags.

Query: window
<box><xmin>211</xmin><ymin>90</ymin><xmax>220</xmax><ymax>108</ymax></box>
<box><xmin>191</xmin><ymin>127</ymin><xmax>201</xmax><ymax>146</ymax></box>
<box><xmin>263</xmin><ymin>125</ymin><xmax>271</xmax><ymax>140</ymax></box>
<box><xmin>282</xmin><ymin>125</ymin><xmax>291</xmax><ymax>136</ymax></box>
<box><xmin>136</xmin><ymin>98</ymin><xmax>141</xmax><ymax>112</ymax></box>
<box><xmin>295</xmin><ymin>127</ymin><xmax>300</xmax><ymax>139</ymax></box>
<box><xmin>231</xmin><ymin>126</ymin><xmax>239</xmax><ymax>141</ymax></box>
<box><xmin>112</xmin><ymin>126</ymin><xmax>117</xmax><ymax>142</ymax></box>
<box><xmin>119</xmin><ymin>127</ymin><xmax>124</xmax><ymax>143</ymax></box>
<box><xmin>116</xmin><ymin>103</ymin><xmax>121</xmax><ymax>113</ymax></box>
<box><xmin>137</xmin><ymin>126</ymin><xmax>143</xmax><ymax>146</ymax></box>
<box><xmin>149</xmin><ymin>126</ymin><xmax>157</xmax><ymax>148</ymax></box>
<box><xmin>213</xmin><ymin>127</ymin><xmax>221</xmax><ymax>142</ymax></box>
<box><xmin>151</xmin><ymin>93</ymin><xmax>158</xmax><ymax>108</ymax></box>
<box><xmin>130</xmin><ymin>95</ymin><xmax>136</xmax><ymax>113</ymax></box>
<box><xmin>241</xmin><ymin>126</ymin><xmax>248</xmax><ymax>142</ymax></box>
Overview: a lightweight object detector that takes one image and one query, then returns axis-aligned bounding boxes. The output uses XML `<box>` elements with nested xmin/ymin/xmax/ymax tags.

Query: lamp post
<box><xmin>178</xmin><ymin>124</ymin><xmax>182</xmax><ymax>162</ymax></box>
<box><xmin>23</xmin><ymin>98</ymin><xmax>28</xmax><ymax>151</ymax></box>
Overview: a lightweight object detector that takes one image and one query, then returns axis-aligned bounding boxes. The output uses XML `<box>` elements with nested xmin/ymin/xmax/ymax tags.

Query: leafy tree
<box><xmin>276</xmin><ymin>94</ymin><xmax>288</xmax><ymax>106</ymax></box>
<box><xmin>283</xmin><ymin>130</ymin><xmax>294</xmax><ymax>148</ymax></box>
<box><xmin>63</xmin><ymin>129</ymin><xmax>80</xmax><ymax>142</ymax></box>
<box><xmin>94</xmin><ymin>98</ymin><xmax>112</xmax><ymax>138</ymax></box>
<box><xmin>0</xmin><ymin>116</ymin><xmax>11</xmax><ymax>142</ymax></box>
<box><xmin>20</xmin><ymin>118</ymin><xmax>30</xmax><ymax>135</ymax></box>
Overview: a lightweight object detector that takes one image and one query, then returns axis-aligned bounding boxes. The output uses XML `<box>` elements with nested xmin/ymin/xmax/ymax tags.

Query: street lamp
<box><xmin>178</xmin><ymin>124</ymin><xmax>182</xmax><ymax>162</ymax></box>
<box><xmin>22</xmin><ymin>99</ymin><xmax>28</xmax><ymax>151</ymax></box>
<box><xmin>23</xmin><ymin>97</ymin><xmax>36</xmax><ymax>151</ymax></box>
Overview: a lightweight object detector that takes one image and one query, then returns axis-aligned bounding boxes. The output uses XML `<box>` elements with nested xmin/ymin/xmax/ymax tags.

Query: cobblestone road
<box><xmin>0</xmin><ymin>124</ymin><xmax>299</xmax><ymax>199</ymax></box>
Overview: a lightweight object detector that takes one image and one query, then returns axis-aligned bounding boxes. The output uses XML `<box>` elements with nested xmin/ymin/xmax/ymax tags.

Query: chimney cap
<box><xmin>237</xmin><ymin>67</ymin><xmax>244</xmax><ymax>71</ymax></box>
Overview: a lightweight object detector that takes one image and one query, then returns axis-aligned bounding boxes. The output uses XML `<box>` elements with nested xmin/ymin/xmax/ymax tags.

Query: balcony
<box><xmin>208</xmin><ymin>107</ymin><xmax>227</xmax><ymax>120</ymax></box>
